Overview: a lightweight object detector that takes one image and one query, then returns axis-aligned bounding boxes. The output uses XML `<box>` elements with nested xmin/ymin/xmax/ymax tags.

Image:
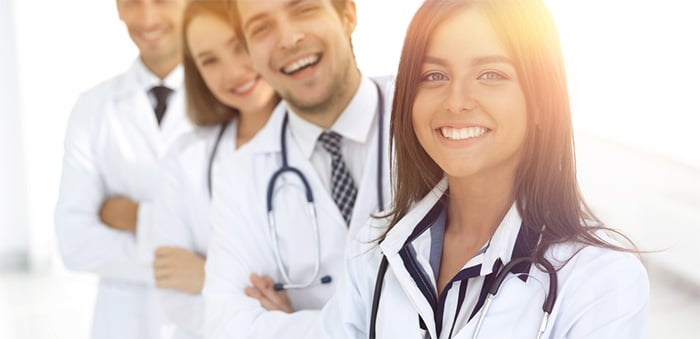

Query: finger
<box><xmin>153</xmin><ymin>265</ymin><xmax>174</xmax><ymax>280</ymax></box>
<box><xmin>152</xmin><ymin>257</ymin><xmax>172</xmax><ymax>270</ymax></box>
<box><xmin>155</xmin><ymin>247</ymin><xmax>176</xmax><ymax>257</ymax></box>
<box><xmin>244</xmin><ymin>285</ymin><xmax>265</xmax><ymax>301</ymax></box>
<box><xmin>249</xmin><ymin>273</ymin><xmax>271</xmax><ymax>290</ymax></box>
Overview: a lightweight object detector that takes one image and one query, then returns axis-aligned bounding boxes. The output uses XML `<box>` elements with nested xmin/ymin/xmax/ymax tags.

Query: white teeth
<box><xmin>283</xmin><ymin>55</ymin><xmax>319</xmax><ymax>74</ymax></box>
<box><xmin>440</xmin><ymin>127</ymin><xmax>488</xmax><ymax>140</ymax></box>
<box><xmin>235</xmin><ymin>79</ymin><xmax>256</xmax><ymax>93</ymax></box>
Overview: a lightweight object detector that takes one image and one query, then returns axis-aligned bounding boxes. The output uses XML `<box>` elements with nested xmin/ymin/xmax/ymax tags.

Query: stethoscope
<box><xmin>369</xmin><ymin>241</ymin><xmax>558</xmax><ymax>339</ymax></box>
<box><xmin>266</xmin><ymin>81</ymin><xmax>386</xmax><ymax>291</ymax></box>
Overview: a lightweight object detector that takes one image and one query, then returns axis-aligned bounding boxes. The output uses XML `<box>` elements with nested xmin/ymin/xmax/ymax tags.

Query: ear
<box><xmin>340</xmin><ymin>0</ymin><xmax>357</xmax><ymax>36</ymax></box>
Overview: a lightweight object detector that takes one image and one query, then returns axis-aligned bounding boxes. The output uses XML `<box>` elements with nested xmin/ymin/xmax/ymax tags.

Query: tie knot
<box><xmin>150</xmin><ymin>85</ymin><xmax>173</xmax><ymax>103</ymax></box>
<box><xmin>150</xmin><ymin>85</ymin><xmax>173</xmax><ymax>125</ymax></box>
<box><xmin>317</xmin><ymin>131</ymin><xmax>342</xmax><ymax>156</ymax></box>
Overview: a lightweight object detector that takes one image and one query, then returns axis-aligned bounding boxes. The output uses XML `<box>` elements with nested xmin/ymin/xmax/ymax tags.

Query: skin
<box><xmin>238</xmin><ymin>0</ymin><xmax>361</xmax><ymax>311</ymax></box>
<box><xmin>151</xmin><ymin>14</ymin><xmax>279</xmax><ymax>295</ymax></box>
<box><xmin>411</xmin><ymin>7</ymin><xmax>528</xmax><ymax>294</ymax></box>
<box><xmin>236</xmin><ymin>0</ymin><xmax>360</xmax><ymax>129</ymax></box>
<box><xmin>100</xmin><ymin>0</ymin><xmax>186</xmax><ymax>232</ymax></box>
<box><xmin>116</xmin><ymin>0</ymin><xmax>186</xmax><ymax>79</ymax></box>
<box><xmin>185</xmin><ymin>14</ymin><xmax>278</xmax><ymax>147</ymax></box>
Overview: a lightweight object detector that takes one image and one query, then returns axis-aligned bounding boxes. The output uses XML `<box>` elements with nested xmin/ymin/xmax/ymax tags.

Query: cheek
<box><xmin>200</xmin><ymin>69</ymin><xmax>223</xmax><ymax>95</ymax></box>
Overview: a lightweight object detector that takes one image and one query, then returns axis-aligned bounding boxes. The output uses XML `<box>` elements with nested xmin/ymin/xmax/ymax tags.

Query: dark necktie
<box><xmin>149</xmin><ymin>85</ymin><xmax>173</xmax><ymax>125</ymax></box>
<box><xmin>317</xmin><ymin>131</ymin><xmax>358</xmax><ymax>225</ymax></box>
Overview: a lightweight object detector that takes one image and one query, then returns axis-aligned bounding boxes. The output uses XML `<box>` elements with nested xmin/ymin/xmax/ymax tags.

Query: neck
<box><xmin>141</xmin><ymin>54</ymin><xmax>182</xmax><ymax>80</ymax></box>
<box><xmin>292</xmin><ymin>67</ymin><xmax>361</xmax><ymax>130</ymax></box>
<box><xmin>236</xmin><ymin>99</ymin><xmax>279</xmax><ymax>148</ymax></box>
<box><xmin>445</xmin><ymin>169</ymin><xmax>517</xmax><ymax>247</ymax></box>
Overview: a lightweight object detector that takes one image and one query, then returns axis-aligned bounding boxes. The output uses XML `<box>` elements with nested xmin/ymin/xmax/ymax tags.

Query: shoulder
<box><xmin>547</xmin><ymin>239</ymin><xmax>649</xmax><ymax>303</ymax></box>
<box><xmin>164</xmin><ymin>125</ymin><xmax>222</xmax><ymax>166</ymax></box>
<box><xmin>69</xmin><ymin>69</ymin><xmax>132</xmax><ymax>122</ymax></box>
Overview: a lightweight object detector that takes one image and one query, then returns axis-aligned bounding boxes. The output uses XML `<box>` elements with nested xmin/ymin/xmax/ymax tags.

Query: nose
<box><xmin>277</xmin><ymin>18</ymin><xmax>304</xmax><ymax>49</ymax></box>
<box><xmin>138</xmin><ymin>2</ymin><xmax>161</xmax><ymax>30</ymax></box>
<box><xmin>444</xmin><ymin>80</ymin><xmax>477</xmax><ymax>114</ymax></box>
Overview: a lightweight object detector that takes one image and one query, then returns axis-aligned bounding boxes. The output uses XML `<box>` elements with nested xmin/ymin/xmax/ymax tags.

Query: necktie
<box><xmin>317</xmin><ymin>131</ymin><xmax>358</xmax><ymax>225</ymax></box>
<box><xmin>150</xmin><ymin>85</ymin><xmax>173</xmax><ymax>125</ymax></box>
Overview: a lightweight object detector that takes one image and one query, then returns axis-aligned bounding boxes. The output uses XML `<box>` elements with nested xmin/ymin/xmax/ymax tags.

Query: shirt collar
<box><xmin>287</xmin><ymin>76</ymin><xmax>379</xmax><ymax>159</ymax></box>
<box><xmin>132</xmin><ymin>58</ymin><xmax>184</xmax><ymax>93</ymax></box>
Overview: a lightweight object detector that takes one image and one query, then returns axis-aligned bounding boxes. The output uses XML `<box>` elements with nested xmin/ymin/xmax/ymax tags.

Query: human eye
<box><xmin>247</xmin><ymin>22</ymin><xmax>270</xmax><ymax>39</ymax></box>
<box><xmin>421</xmin><ymin>71</ymin><xmax>448</xmax><ymax>82</ymax></box>
<box><xmin>199</xmin><ymin>57</ymin><xmax>218</xmax><ymax>67</ymax></box>
<box><xmin>477</xmin><ymin>71</ymin><xmax>509</xmax><ymax>82</ymax></box>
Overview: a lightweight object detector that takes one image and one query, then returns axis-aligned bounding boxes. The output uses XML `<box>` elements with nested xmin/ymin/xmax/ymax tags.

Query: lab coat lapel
<box><xmin>158</xmin><ymin>91</ymin><xmax>192</xmax><ymax>155</ymax></box>
<box><xmin>116</xmin><ymin>71</ymin><xmax>161</xmax><ymax>159</ymax></box>
<box><xmin>284</xmin><ymin>127</ymin><xmax>347</xmax><ymax>229</ymax></box>
<box><xmin>379</xmin><ymin>179</ymin><xmax>449</xmax><ymax>339</ymax></box>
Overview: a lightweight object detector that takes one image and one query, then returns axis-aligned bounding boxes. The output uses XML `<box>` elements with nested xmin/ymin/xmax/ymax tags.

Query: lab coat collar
<box><xmin>245</xmin><ymin>100</ymin><xmax>289</xmax><ymax>155</ymax></box>
<box><xmin>380</xmin><ymin>178</ymin><xmax>537</xmax><ymax>274</ymax></box>
<box><xmin>379</xmin><ymin>178</ymin><xmax>540</xmax><ymax>338</ymax></box>
<box><xmin>117</xmin><ymin>59</ymin><xmax>184</xmax><ymax>98</ymax></box>
<box><xmin>285</xmin><ymin>75</ymin><xmax>379</xmax><ymax>160</ymax></box>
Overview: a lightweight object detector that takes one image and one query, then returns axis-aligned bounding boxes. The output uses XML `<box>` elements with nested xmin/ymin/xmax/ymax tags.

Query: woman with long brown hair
<box><xmin>311</xmin><ymin>0</ymin><xmax>649</xmax><ymax>337</ymax></box>
<box><xmin>149</xmin><ymin>0</ymin><xmax>280</xmax><ymax>337</ymax></box>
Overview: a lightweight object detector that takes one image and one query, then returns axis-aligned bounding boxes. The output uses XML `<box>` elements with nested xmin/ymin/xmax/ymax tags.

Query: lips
<box><xmin>280</xmin><ymin>54</ymin><xmax>321</xmax><ymax>75</ymax></box>
<box><xmin>233</xmin><ymin>76</ymin><xmax>259</xmax><ymax>94</ymax></box>
<box><xmin>439</xmin><ymin>126</ymin><xmax>490</xmax><ymax>140</ymax></box>
<box><xmin>137</xmin><ymin>30</ymin><xmax>166</xmax><ymax>44</ymax></box>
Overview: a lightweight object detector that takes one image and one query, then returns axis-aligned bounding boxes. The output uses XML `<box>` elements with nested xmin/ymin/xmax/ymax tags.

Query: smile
<box><xmin>234</xmin><ymin>77</ymin><xmax>258</xmax><ymax>94</ymax></box>
<box><xmin>440</xmin><ymin>126</ymin><xmax>490</xmax><ymax>140</ymax></box>
<box><xmin>281</xmin><ymin>54</ymin><xmax>320</xmax><ymax>75</ymax></box>
<box><xmin>139</xmin><ymin>30</ymin><xmax>165</xmax><ymax>42</ymax></box>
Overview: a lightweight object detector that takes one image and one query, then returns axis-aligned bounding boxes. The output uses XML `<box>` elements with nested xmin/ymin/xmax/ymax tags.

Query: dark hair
<box><xmin>182</xmin><ymin>0</ymin><xmax>237</xmax><ymax>126</ymax></box>
<box><xmin>388</xmin><ymin>0</ymin><xmax>635</xmax><ymax>261</ymax></box>
<box><xmin>227</xmin><ymin>0</ymin><xmax>349</xmax><ymax>46</ymax></box>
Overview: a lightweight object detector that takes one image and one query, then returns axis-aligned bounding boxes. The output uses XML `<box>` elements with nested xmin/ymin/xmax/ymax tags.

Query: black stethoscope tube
<box><xmin>369</xmin><ymin>254</ymin><xmax>558</xmax><ymax>338</ymax></box>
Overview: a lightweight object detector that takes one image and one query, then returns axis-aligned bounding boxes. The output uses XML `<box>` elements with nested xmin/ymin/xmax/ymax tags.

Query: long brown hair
<box><xmin>388</xmin><ymin>0</ymin><xmax>634</xmax><ymax>261</ymax></box>
<box><xmin>182</xmin><ymin>0</ymin><xmax>237</xmax><ymax>126</ymax></box>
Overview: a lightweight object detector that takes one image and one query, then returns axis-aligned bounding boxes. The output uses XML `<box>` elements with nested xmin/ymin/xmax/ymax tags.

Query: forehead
<box><xmin>188</xmin><ymin>14</ymin><xmax>235</xmax><ymax>42</ymax></box>
<box><xmin>427</xmin><ymin>7</ymin><xmax>509</xmax><ymax>62</ymax></box>
<box><xmin>237</xmin><ymin>0</ymin><xmax>325</xmax><ymax>21</ymax></box>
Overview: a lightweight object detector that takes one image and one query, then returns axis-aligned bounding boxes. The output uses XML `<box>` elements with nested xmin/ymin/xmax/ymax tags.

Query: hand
<box><xmin>153</xmin><ymin>246</ymin><xmax>206</xmax><ymax>294</ymax></box>
<box><xmin>99</xmin><ymin>196</ymin><xmax>138</xmax><ymax>232</ymax></box>
<box><xmin>244</xmin><ymin>273</ymin><xmax>294</xmax><ymax>313</ymax></box>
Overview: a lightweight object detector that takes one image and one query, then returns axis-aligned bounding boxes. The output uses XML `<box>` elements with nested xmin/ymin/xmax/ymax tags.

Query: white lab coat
<box><xmin>203</xmin><ymin>76</ymin><xmax>395</xmax><ymax>339</ymax></box>
<box><xmin>150</xmin><ymin>120</ymin><xmax>238</xmax><ymax>339</ymax></box>
<box><xmin>312</xmin><ymin>178</ymin><xmax>650</xmax><ymax>339</ymax></box>
<box><xmin>55</xmin><ymin>59</ymin><xmax>194</xmax><ymax>339</ymax></box>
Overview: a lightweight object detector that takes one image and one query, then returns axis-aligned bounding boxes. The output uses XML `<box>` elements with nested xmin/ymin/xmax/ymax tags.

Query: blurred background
<box><xmin>1</xmin><ymin>0</ymin><xmax>698</xmax><ymax>338</ymax></box>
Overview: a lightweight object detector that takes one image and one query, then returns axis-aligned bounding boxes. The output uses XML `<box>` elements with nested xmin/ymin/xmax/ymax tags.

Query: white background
<box><xmin>1</xmin><ymin>0</ymin><xmax>699</xmax><ymax>337</ymax></box>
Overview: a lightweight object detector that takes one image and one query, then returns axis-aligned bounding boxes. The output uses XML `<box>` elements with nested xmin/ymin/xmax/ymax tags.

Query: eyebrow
<box><xmin>194</xmin><ymin>37</ymin><xmax>237</xmax><ymax>59</ymax></box>
<box><xmin>423</xmin><ymin>55</ymin><xmax>515</xmax><ymax>67</ymax></box>
<box><xmin>243</xmin><ymin>0</ymin><xmax>308</xmax><ymax>32</ymax></box>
